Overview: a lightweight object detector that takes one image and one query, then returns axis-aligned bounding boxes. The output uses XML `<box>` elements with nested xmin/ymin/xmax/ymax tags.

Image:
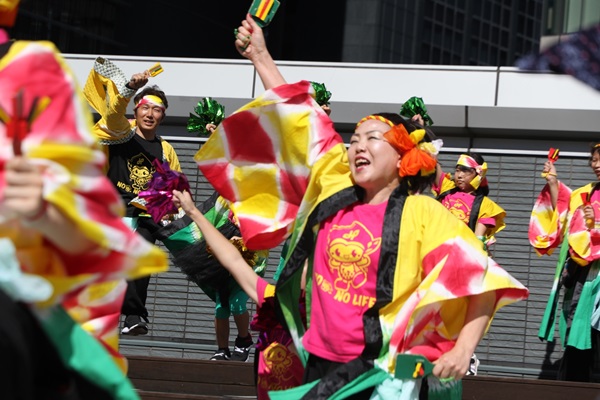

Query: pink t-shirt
<box><xmin>591</xmin><ymin>190</ymin><xmax>600</xmax><ymax>212</ymax></box>
<box><xmin>303</xmin><ymin>200</ymin><xmax>387</xmax><ymax>363</ymax></box>
<box><xmin>433</xmin><ymin>176</ymin><xmax>495</xmax><ymax>227</ymax></box>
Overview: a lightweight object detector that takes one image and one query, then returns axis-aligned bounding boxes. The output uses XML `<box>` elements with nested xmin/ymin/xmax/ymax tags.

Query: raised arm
<box><xmin>235</xmin><ymin>14</ymin><xmax>286</xmax><ymax>90</ymax></box>
<box><xmin>100</xmin><ymin>71</ymin><xmax>149</xmax><ymax>136</ymax></box>
<box><xmin>83</xmin><ymin>57</ymin><xmax>149</xmax><ymax>141</ymax></box>
<box><xmin>172</xmin><ymin>189</ymin><xmax>259</xmax><ymax>303</ymax></box>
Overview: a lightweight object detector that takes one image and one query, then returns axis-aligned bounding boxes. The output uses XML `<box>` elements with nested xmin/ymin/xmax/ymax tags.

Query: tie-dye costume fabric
<box><xmin>194</xmin><ymin>80</ymin><xmax>352</xmax><ymax>251</ymax></box>
<box><xmin>530</xmin><ymin>181</ymin><xmax>600</xmax><ymax>351</ymax></box>
<box><xmin>0</xmin><ymin>41</ymin><xmax>168</xmax><ymax>398</ymax></box>
<box><xmin>194</xmin><ymin>81</ymin><xmax>528</xmax><ymax>399</ymax></box>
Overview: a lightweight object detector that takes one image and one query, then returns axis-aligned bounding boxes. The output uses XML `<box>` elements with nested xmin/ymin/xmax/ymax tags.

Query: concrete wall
<box><xmin>64</xmin><ymin>53</ymin><xmax>600</xmax><ymax>144</ymax></box>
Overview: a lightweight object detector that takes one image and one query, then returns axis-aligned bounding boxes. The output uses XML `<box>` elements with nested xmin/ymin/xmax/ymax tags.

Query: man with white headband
<box><xmin>84</xmin><ymin>58</ymin><xmax>181</xmax><ymax>336</ymax></box>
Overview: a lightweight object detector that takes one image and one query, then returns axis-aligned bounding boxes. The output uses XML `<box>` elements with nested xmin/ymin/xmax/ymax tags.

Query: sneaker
<box><xmin>467</xmin><ymin>353</ymin><xmax>480</xmax><ymax>376</ymax></box>
<box><xmin>230</xmin><ymin>334</ymin><xmax>253</xmax><ymax>362</ymax></box>
<box><xmin>210</xmin><ymin>348</ymin><xmax>231</xmax><ymax>361</ymax></box>
<box><xmin>121</xmin><ymin>315</ymin><xmax>148</xmax><ymax>336</ymax></box>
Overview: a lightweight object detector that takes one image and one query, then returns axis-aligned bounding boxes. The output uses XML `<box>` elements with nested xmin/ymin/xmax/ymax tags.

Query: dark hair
<box><xmin>589</xmin><ymin>143</ymin><xmax>600</xmax><ymax>161</ymax></box>
<box><xmin>134</xmin><ymin>86</ymin><xmax>169</xmax><ymax>109</ymax></box>
<box><xmin>372</xmin><ymin>112</ymin><xmax>436</xmax><ymax>195</ymax></box>
<box><xmin>456</xmin><ymin>152</ymin><xmax>489</xmax><ymax>196</ymax></box>
<box><xmin>466</xmin><ymin>152</ymin><xmax>484</xmax><ymax>165</ymax></box>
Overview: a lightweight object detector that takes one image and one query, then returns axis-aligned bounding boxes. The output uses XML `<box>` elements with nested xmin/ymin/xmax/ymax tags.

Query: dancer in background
<box><xmin>84</xmin><ymin>58</ymin><xmax>181</xmax><ymax>336</ymax></box>
<box><xmin>531</xmin><ymin>144</ymin><xmax>600</xmax><ymax>382</ymax></box>
<box><xmin>185</xmin><ymin>100</ymin><xmax>261</xmax><ymax>361</ymax></box>
<box><xmin>432</xmin><ymin>152</ymin><xmax>506</xmax><ymax>252</ymax></box>
<box><xmin>172</xmin><ymin>189</ymin><xmax>303</xmax><ymax>398</ymax></box>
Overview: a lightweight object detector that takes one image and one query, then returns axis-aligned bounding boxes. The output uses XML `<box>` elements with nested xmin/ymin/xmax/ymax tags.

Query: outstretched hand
<box><xmin>235</xmin><ymin>14</ymin><xmax>266</xmax><ymax>60</ymax></box>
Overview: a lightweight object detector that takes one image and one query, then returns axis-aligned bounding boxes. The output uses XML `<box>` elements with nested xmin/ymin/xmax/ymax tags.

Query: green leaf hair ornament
<box><xmin>187</xmin><ymin>97</ymin><xmax>225</xmax><ymax>136</ymax></box>
<box><xmin>400</xmin><ymin>96</ymin><xmax>434</xmax><ymax>126</ymax></box>
<box><xmin>310</xmin><ymin>81</ymin><xmax>332</xmax><ymax>106</ymax></box>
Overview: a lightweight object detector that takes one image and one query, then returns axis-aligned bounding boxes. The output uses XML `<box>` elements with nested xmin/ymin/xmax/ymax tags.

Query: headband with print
<box><xmin>456</xmin><ymin>154</ymin><xmax>488</xmax><ymax>190</ymax></box>
<box><xmin>134</xmin><ymin>95</ymin><xmax>166</xmax><ymax>111</ymax></box>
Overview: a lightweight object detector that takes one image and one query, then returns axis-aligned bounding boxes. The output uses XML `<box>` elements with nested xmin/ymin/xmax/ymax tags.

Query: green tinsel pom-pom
<box><xmin>187</xmin><ymin>97</ymin><xmax>225</xmax><ymax>136</ymax></box>
<box><xmin>400</xmin><ymin>96</ymin><xmax>434</xmax><ymax>126</ymax></box>
<box><xmin>310</xmin><ymin>81</ymin><xmax>332</xmax><ymax>106</ymax></box>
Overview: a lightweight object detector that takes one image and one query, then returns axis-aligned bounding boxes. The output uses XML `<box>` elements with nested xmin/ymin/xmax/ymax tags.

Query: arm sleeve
<box><xmin>256</xmin><ymin>278</ymin><xmax>275</xmax><ymax>307</ymax></box>
<box><xmin>162</xmin><ymin>140</ymin><xmax>181</xmax><ymax>172</ymax></box>
<box><xmin>386</xmin><ymin>196</ymin><xmax>528</xmax><ymax>366</ymax></box>
<box><xmin>529</xmin><ymin>181</ymin><xmax>572</xmax><ymax>255</ymax></box>
<box><xmin>82</xmin><ymin>57</ymin><xmax>137</xmax><ymax>143</ymax></box>
<box><xmin>194</xmin><ymin>80</ymin><xmax>353</xmax><ymax>250</ymax></box>
<box><xmin>567</xmin><ymin>184</ymin><xmax>600</xmax><ymax>264</ymax></box>
<box><xmin>478</xmin><ymin>197</ymin><xmax>506</xmax><ymax>242</ymax></box>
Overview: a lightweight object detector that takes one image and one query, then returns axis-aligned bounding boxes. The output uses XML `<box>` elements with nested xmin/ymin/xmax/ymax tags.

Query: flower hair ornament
<box><xmin>383</xmin><ymin>125</ymin><xmax>437</xmax><ymax>177</ymax></box>
<box><xmin>456</xmin><ymin>154</ymin><xmax>488</xmax><ymax>189</ymax></box>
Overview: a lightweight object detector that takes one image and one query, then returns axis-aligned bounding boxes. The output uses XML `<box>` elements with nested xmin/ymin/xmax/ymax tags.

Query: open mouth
<box><xmin>355</xmin><ymin>158</ymin><xmax>370</xmax><ymax>169</ymax></box>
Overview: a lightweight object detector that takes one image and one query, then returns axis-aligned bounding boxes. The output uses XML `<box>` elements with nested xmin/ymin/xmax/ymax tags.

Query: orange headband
<box><xmin>383</xmin><ymin>125</ymin><xmax>437</xmax><ymax>178</ymax></box>
<box><xmin>355</xmin><ymin>115</ymin><xmax>394</xmax><ymax>130</ymax></box>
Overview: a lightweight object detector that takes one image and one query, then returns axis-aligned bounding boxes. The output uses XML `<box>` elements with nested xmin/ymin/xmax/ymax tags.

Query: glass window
<box><xmin>445</xmin><ymin>9</ymin><xmax>454</xmax><ymax>25</ymax></box>
<box><xmin>457</xmin><ymin>11</ymin><xmax>465</xmax><ymax>27</ymax></box>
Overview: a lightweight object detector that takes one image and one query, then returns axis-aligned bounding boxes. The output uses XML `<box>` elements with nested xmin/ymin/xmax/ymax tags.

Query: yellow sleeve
<box><xmin>479</xmin><ymin>197</ymin><xmax>506</xmax><ymax>237</ymax></box>
<box><xmin>82</xmin><ymin>57</ymin><xmax>137</xmax><ymax>143</ymax></box>
<box><xmin>264</xmin><ymin>283</ymin><xmax>276</xmax><ymax>299</ymax></box>
<box><xmin>161</xmin><ymin>140</ymin><xmax>181</xmax><ymax>172</ymax></box>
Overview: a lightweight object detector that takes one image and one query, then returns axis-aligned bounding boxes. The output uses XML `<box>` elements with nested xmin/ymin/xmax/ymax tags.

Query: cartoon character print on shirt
<box><xmin>127</xmin><ymin>153</ymin><xmax>155</xmax><ymax>194</ymax></box>
<box><xmin>442</xmin><ymin>196</ymin><xmax>471</xmax><ymax>224</ymax></box>
<box><xmin>326</xmin><ymin>220</ymin><xmax>381</xmax><ymax>301</ymax></box>
<box><xmin>258</xmin><ymin>341</ymin><xmax>298</xmax><ymax>391</ymax></box>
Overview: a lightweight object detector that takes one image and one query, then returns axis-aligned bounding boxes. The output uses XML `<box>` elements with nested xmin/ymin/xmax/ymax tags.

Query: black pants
<box><xmin>303</xmin><ymin>354</ymin><xmax>375</xmax><ymax>400</ymax></box>
<box><xmin>303</xmin><ymin>353</ymin><xmax>429</xmax><ymax>399</ymax></box>
<box><xmin>120</xmin><ymin>216</ymin><xmax>159</xmax><ymax>318</ymax></box>
<box><xmin>557</xmin><ymin>328</ymin><xmax>600</xmax><ymax>382</ymax></box>
<box><xmin>0</xmin><ymin>290</ymin><xmax>112</xmax><ymax>399</ymax></box>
